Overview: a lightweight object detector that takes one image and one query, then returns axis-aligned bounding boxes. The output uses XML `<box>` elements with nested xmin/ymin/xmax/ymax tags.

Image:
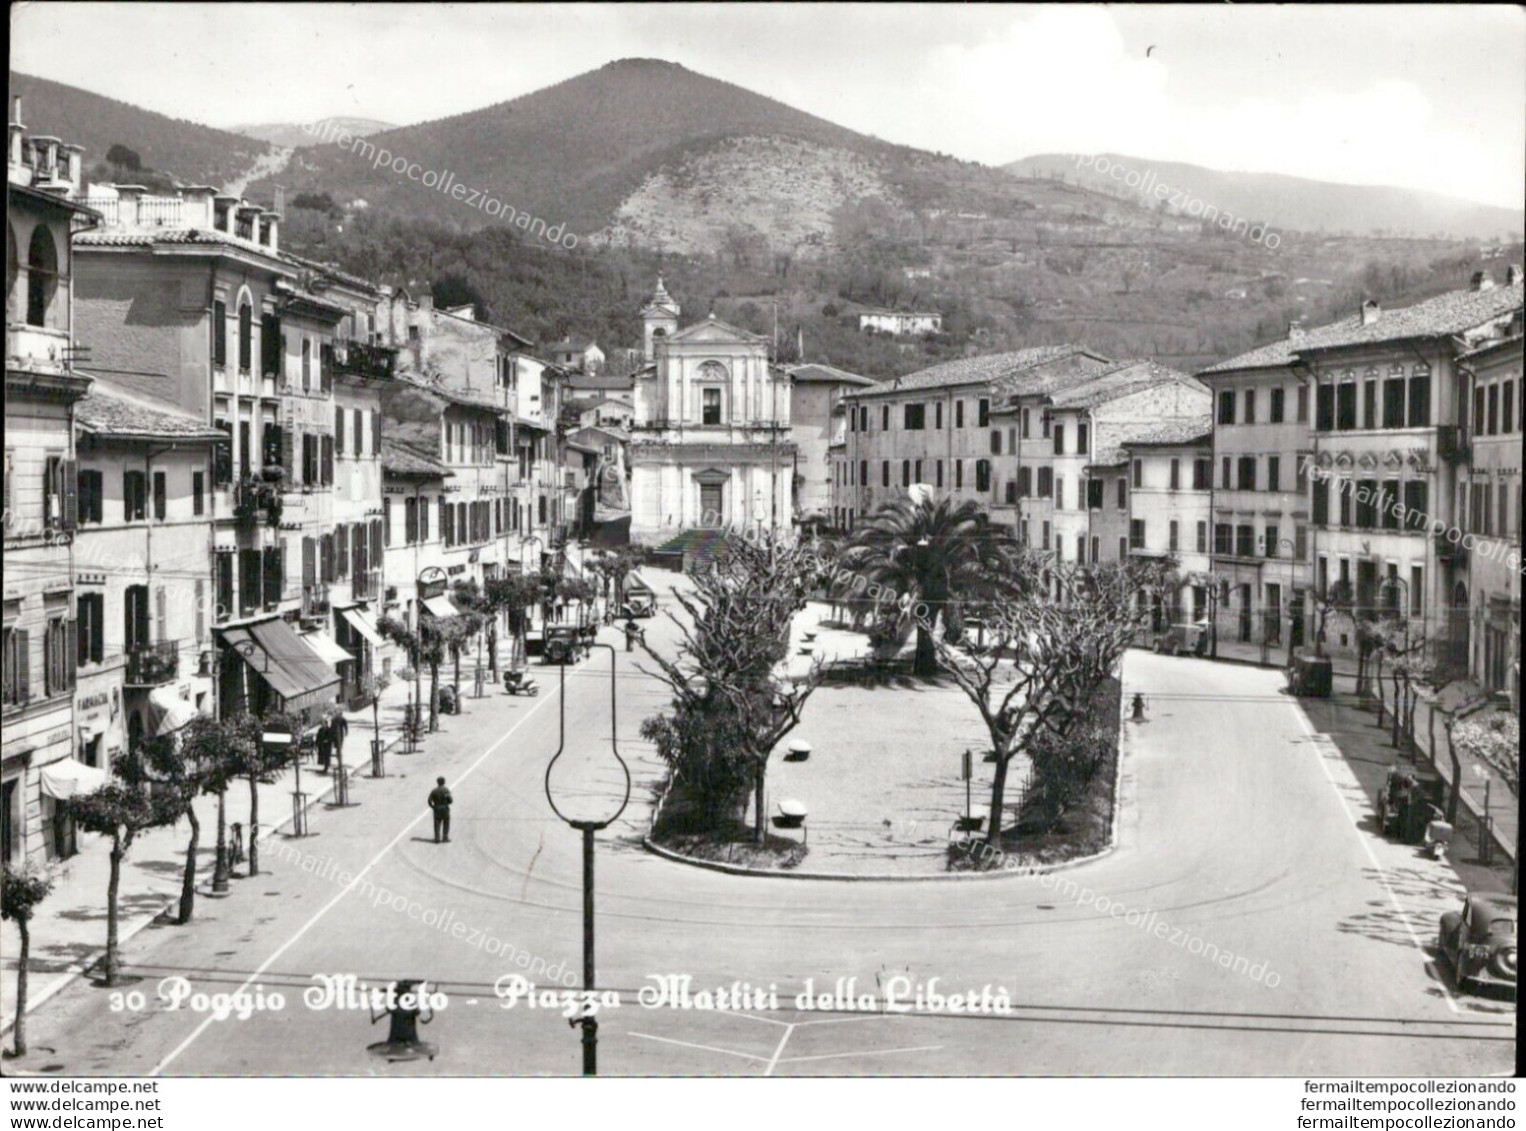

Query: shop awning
<box><xmin>147</xmin><ymin>684</ymin><xmax>200</xmax><ymax>738</ymax></box>
<box><xmin>301</xmin><ymin>629</ymin><xmax>355</xmax><ymax>667</ymax></box>
<box><xmin>421</xmin><ymin>595</ymin><xmax>458</xmax><ymax>619</ymax></box>
<box><xmin>39</xmin><ymin>758</ymin><xmax>109</xmax><ymax>799</ymax></box>
<box><xmin>340</xmin><ymin>606</ymin><xmax>385</xmax><ymax>647</ymax></box>
<box><xmin>222</xmin><ymin>619</ymin><xmax>340</xmax><ymax>715</ymax></box>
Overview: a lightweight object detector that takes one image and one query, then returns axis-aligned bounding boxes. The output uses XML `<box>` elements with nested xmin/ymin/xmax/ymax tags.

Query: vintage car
<box><xmin>1152</xmin><ymin>621</ymin><xmax>1209</xmax><ymax>657</ymax></box>
<box><xmin>622</xmin><ymin>575</ymin><xmax>657</xmax><ymax>618</ymax></box>
<box><xmin>1375</xmin><ymin>766</ymin><xmax>1443</xmax><ymax>844</ymax></box>
<box><xmin>543</xmin><ymin>624</ymin><xmax>584</xmax><ymax>665</ymax></box>
<box><xmin>1438</xmin><ymin>892</ymin><xmax>1517</xmax><ymax>995</ymax></box>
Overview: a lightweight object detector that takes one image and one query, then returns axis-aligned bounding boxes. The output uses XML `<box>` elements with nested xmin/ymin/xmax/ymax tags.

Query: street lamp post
<box><xmin>543</xmin><ymin>641</ymin><xmax>630</xmax><ymax>1077</ymax></box>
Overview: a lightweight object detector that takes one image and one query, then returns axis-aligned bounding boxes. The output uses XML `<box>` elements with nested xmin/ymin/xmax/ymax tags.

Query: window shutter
<box><xmin>17</xmin><ymin>628</ymin><xmax>30</xmax><ymax>699</ymax></box>
<box><xmin>155</xmin><ymin>586</ymin><xmax>167</xmax><ymax>643</ymax></box>
<box><xmin>303</xmin><ymin>536</ymin><xmax>317</xmax><ymax>587</ymax></box>
<box><xmin>60</xmin><ymin>459</ymin><xmax>79</xmax><ymax>532</ymax></box>
<box><xmin>352</xmin><ymin>525</ymin><xmax>364</xmax><ymax>581</ymax></box>
<box><xmin>322</xmin><ymin>434</ymin><xmax>334</xmax><ymax>485</ymax></box>
<box><xmin>370</xmin><ymin>518</ymin><xmax>382</xmax><ymax>565</ymax></box>
<box><xmin>281</xmin><ymin>425</ymin><xmax>295</xmax><ymax>480</ymax></box>
<box><xmin>373</xmin><ymin>410</ymin><xmax>382</xmax><ymax>456</ymax></box>
<box><xmin>335</xmin><ymin>407</ymin><xmax>345</xmax><ymax>455</ymax></box>
<box><xmin>77</xmin><ymin>610</ymin><xmax>89</xmax><ymax>672</ymax></box>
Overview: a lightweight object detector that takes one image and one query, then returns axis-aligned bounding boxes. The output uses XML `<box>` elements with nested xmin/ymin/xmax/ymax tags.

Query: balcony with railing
<box><xmin>234</xmin><ymin>477</ymin><xmax>283</xmax><ymax>529</ymax></box>
<box><xmin>125</xmin><ymin>640</ymin><xmax>179</xmax><ymax>687</ymax></box>
<box><xmin>1434</xmin><ymin>530</ymin><xmax>1469</xmax><ymax>565</ymax></box>
<box><xmin>351</xmin><ymin>568</ymin><xmax>384</xmax><ymax>602</ymax></box>
<box><xmin>1436</xmin><ymin>424</ymin><xmax>1471</xmax><ymax>464</ymax></box>
<box><xmin>302</xmin><ymin>584</ymin><xmax>331</xmax><ymax>621</ymax></box>
<box><xmin>326</xmin><ymin>339</ymin><xmax>398</xmax><ymax>381</ymax></box>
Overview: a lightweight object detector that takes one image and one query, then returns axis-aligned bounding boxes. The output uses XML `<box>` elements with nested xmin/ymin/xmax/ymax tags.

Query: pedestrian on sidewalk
<box><xmin>332</xmin><ymin>712</ymin><xmax>348</xmax><ymax>762</ymax></box>
<box><xmin>428</xmin><ymin>778</ymin><xmax>453</xmax><ymax>843</ymax></box>
<box><xmin>624</xmin><ymin>618</ymin><xmax>641</xmax><ymax>653</ymax></box>
<box><xmin>317</xmin><ymin>720</ymin><xmax>333</xmax><ymax>773</ymax></box>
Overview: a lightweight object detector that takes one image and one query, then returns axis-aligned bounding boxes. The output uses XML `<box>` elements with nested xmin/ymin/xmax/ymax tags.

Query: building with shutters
<box><xmin>1199</xmin><ymin>272</ymin><xmax>1523</xmax><ymax>670</ymax></box>
<box><xmin>837</xmin><ymin>346</ymin><xmax>1112</xmax><ymax>535</ymax></box>
<box><xmin>1456</xmin><ymin>330</ymin><xmax>1522</xmax><ymax>707</ymax></box>
<box><xmin>71</xmin><ymin>386</ymin><xmax>223</xmax><ymax>769</ymax></box>
<box><xmin>1117</xmin><ymin>420</ymin><xmax>1215</xmax><ymax>629</ymax></box>
<box><xmin>72</xmin><ymin>181</ymin><xmax>350</xmax><ymax>720</ymax></box>
<box><xmin>788</xmin><ymin>362</ymin><xmax>875</xmax><ymax>529</ymax></box>
<box><xmin>380</xmin><ymin>437</ymin><xmax>452</xmax><ymax>633</ymax></box>
<box><xmin>4</xmin><ymin>112</ymin><xmax>99</xmax><ymax>863</ymax></box>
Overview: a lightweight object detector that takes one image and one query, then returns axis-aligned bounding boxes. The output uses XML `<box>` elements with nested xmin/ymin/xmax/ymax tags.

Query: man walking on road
<box><xmin>428</xmin><ymin>777</ymin><xmax>453</xmax><ymax>843</ymax></box>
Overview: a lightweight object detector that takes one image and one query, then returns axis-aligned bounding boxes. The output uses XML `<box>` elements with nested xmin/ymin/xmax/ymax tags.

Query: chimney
<box><xmin>60</xmin><ymin>143</ymin><xmax>84</xmax><ymax>194</ymax></box>
<box><xmin>182</xmin><ymin>185</ymin><xmax>218</xmax><ymax>229</ymax></box>
<box><xmin>259</xmin><ymin>210</ymin><xmax>279</xmax><ymax>253</ymax></box>
<box><xmin>1286</xmin><ymin>321</ymin><xmax>1303</xmax><ymax>340</ymax></box>
<box><xmin>8</xmin><ymin>102</ymin><xmax>24</xmax><ymax>167</ymax></box>
<box><xmin>1359</xmin><ymin>299</ymin><xmax>1381</xmax><ymax>327</ymax></box>
<box><xmin>1507</xmin><ymin>265</ymin><xmax>1522</xmax><ymax>287</ymax></box>
<box><xmin>1471</xmin><ymin>270</ymin><xmax>1494</xmax><ymax>292</ymax></box>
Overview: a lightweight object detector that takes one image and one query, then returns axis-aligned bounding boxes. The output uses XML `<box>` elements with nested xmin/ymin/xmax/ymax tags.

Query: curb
<box><xmin>0</xmin><ymin>730</ymin><xmax>403</xmax><ymax>1039</ymax></box>
<box><xmin>639</xmin><ymin>686</ymin><xmax>1132</xmax><ymax>883</ymax></box>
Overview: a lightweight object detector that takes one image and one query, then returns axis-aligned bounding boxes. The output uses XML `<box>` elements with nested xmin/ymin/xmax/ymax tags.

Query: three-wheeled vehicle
<box><xmin>622</xmin><ymin>574</ymin><xmax>657</xmax><ymax>618</ymax></box>
<box><xmin>1153</xmin><ymin>621</ymin><xmax>1209</xmax><ymax>657</ymax></box>
<box><xmin>1375</xmin><ymin>765</ymin><xmax>1443</xmax><ymax>844</ymax></box>
<box><xmin>1438</xmin><ymin>892</ymin><xmax>1518</xmax><ymax>996</ymax></box>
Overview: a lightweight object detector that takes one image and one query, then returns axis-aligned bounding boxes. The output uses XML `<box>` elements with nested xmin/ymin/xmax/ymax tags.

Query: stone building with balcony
<box><xmin>4</xmin><ymin>111</ymin><xmax>99</xmax><ymax>863</ymax></box>
<box><xmin>1294</xmin><ymin>274</ymin><xmax>1521</xmax><ymax>672</ymax></box>
<box><xmin>838</xmin><ymin>346</ymin><xmax>1109</xmax><ymax>537</ymax></box>
<box><xmin>1456</xmin><ymin>329</ymin><xmax>1522</xmax><ymax>706</ymax></box>
<box><xmin>71</xmin><ymin>386</ymin><xmax>222</xmax><ymax>762</ymax></box>
<box><xmin>72</xmin><ymin>183</ymin><xmax>348</xmax><ymax>720</ymax></box>
<box><xmin>629</xmin><ymin>278</ymin><xmax>795</xmax><ymax>546</ymax></box>
<box><xmin>380</xmin><ymin>437</ymin><xmax>452</xmax><ymax>632</ymax></box>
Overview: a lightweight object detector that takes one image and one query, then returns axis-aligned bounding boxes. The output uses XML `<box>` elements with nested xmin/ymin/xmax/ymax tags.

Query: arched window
<box><xmin>27</xmin><ymin>224</ymin><xmax>59</xmax><ymax>328</ymax></box>
<box><xmin>238</xmin><ymin>300</ymin><xmax>253</xmax><ymax>372</ymax></box>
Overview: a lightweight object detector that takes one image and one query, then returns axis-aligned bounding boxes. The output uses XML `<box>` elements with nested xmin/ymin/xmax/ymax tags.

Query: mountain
<box><xmin>251</xmin><ymin>58</ymin><xmax>1071</xmax><ymax>252</ymax></box>
<box><xmin>9</xmin><ymin>70</ymin><xmax>270</xmax><ymax>190</ymax></box>
<box><xmin>1005</xmin><ymin>153</ymin><xmax>1523</xmax><ymax>243</ymax></box>
<box><xmin>232</xmin><ymin>117</ymin><xmax>397</xmax><ymax>148</ymax></box>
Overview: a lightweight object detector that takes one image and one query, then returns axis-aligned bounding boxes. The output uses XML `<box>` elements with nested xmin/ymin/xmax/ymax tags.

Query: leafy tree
<box><xmin>1</xmin><ymin>860</ymin><xmax>56</xmax><ymax>1056</ymax></box>
<box><xmin>1452</xmin><ymin>712</ymin><xmax>1519</xmax><ymax>797</ymax></box>
<box><xmin>839</xmin><ymin>496</ymin><xmax>1020</xmax><ymax>676</ymax></box>
<box><xmin>223</xmin><ymin>716</ymin><xmax>288</xmax><ymax>878</ymax></box>
<box><xmin>117</xmin><ymin>718</ymin><xmax>248</xmax><ymax>924</ymax></box>
<box><xmin>358</xmin><ymin>671</ymin><xmax>393</xmax><ymax>759</ymax></box>
<box><xmin>104</xmin><ymin>143</ymin><xmax>142</xmax><ymax>171</ymax></box>
<box><xmin>432</xmin><ymin>273</ymin><xmax>492</xmax><ymax>320</ymax></box>
<box><xmin>637</xmin><ymin>532</ymin><xmax>824</xmax><ymax>842</ymax></box>
<box><xmin>377</xmin><ymin>615</ymin><xmax>426</xmax><ymax>733</ymax></box>
<box><xmin>925</xmin><ymin>557</ymin><xmax>1146</xmax><ymax>850</ymax></box>
<box><xmin>66</xmin><ymin>782</ymin><xmax>184</xmax><ymax>985</ymax></box>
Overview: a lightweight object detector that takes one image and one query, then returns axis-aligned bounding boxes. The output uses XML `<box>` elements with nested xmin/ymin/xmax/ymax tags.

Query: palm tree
<box><xmin>840</xmin><ymin>496</ymin><xmax>1020</xmax><ymax>676</ymax></box>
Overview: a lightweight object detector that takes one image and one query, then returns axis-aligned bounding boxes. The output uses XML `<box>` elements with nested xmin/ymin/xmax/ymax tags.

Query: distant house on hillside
<box><xmin>547</xmin><ymin>337</ymin><xmax>605</xmax><ymax>374</ymax></box>
<box><xmin>839</xmin><ymin>303</ymin><xmax>943</xmax><ymax>337</ymax></box>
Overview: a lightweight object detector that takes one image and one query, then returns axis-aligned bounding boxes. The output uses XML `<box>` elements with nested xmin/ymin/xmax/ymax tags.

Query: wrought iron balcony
<box><xmin>1435</xmin><ymin>424</ymin><xmax>1471</xmax><ymax>464</ymax></box>
<box><xmin>326</xmin><ymin>339</ymin><xmax>398</xmax><ymax>381</ymax></box>
<box><xmin>302</xmin><ymin>584</ymin><xmax>331</xmax><ymax>620</ymax></box>
<box><xmin>1434</xmin><ymin>530</ymin><xmax>1469</xmax><ymax>564</ymax></box>
<box><xmin>125</xmin><ymin>640</ymin><xmax>179</xmax><ymax>686</ymax></box>
<box><xmin>351</xmin><ymin>568</ymin><xmax>384</xmax><ymax>601</ymax></box>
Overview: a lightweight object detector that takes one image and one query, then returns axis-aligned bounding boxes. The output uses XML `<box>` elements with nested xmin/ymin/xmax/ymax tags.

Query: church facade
<box><xmin>628</xmin><ymin>279</ymin><xmax>795</xmax><ymax>545</ymax></box>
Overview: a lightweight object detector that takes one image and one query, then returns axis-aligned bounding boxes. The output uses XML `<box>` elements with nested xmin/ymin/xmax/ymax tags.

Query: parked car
<box><xmin>622</xmin><ymin>575</ymin><xmax>657</xmax><ymax>618</ymax></box>
<box><xmin>1153</xmin><ymin>621</ymin><xmax>1208</xmax><ymax>657</ymax></box>
<box><xmin>1438</xmin><ymin>892</ymin><xmax>1517</xmax><ymax>995</ymax></box>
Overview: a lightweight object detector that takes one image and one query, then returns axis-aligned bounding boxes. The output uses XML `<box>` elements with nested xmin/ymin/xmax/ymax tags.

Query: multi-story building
<box><xmin>4</xmin><ymin>116</ymin><xmax>98</xmax><ymax>863</ymax></box>
<box><xmin>1197</xmin><ymin>336</ymin><xmax>1318</xmax><ymax>656</ymax></box>
<box><xmin>73</xmin><ymin>182</ymin><xmax>347</xmax><ymax>720</ymax></box>
<box><xmin>296</xmin><ymin>259</ymin><xmax>399</xmax><ymax>703</ymax></box>
<box><xmin>840</xmin><ymin>346</ymin><xmax>1110</xmax><ymax>530</ymax></box>
<box><xmin>72</xmin><ymin>387</ymin><xmax>223</xmax><ymax>765</ymax></box>
<box><xmin>380</xmin><ymin>437</ymin><xmax>452</xmax><ymax>629</ymax></box>
<box><xmin>1118</xmin><ymin>420</ymin><xmax>1214</xmax><ymax>627</ymax></box>
<box><xmin>629</xmin><ymin>278</ymin><xmax>794</xmax><ymax>544</ymax></box>
<box><xmin>1457</xmin><ymin>328</ymin><xmax>1522</xmax><ymax>706</ymax></box>
<box><xmin>1295</xmin><ymin>275</ymin><xmax>1521</xmax><ymax>670</ymax></box>
<box><xmin>787</xmin><ymin>362</ymin><xmax>875</xmax><ymax>528</ymax></box>
<box><xmin>1196</xmin><ymin>273</ymin><xmax>1523</xmax><ymax>668</ymax></box>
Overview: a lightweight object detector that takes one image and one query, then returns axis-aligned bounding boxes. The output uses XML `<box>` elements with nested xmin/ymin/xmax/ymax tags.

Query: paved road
<box><xmin>15</xmin><ymin>609</ymin><xmax>1515</xmax><ymax>1076</ymax></box>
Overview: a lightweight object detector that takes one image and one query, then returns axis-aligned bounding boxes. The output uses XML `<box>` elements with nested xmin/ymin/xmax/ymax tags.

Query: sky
<box><xmin>11</xmin><ymin>3</ymin><xmax>1525</xmax><ymax>209</ymax></box>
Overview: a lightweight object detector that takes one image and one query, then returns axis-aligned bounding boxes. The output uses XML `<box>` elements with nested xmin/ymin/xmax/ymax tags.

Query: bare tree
<box><xmin>925</xmin><ymin>558</ymin><xmax>1147</xmax><ymax>851</ymax></box>
<box><xmin>637</xmin><ymin>532</ymin><xmax>825</xmax><ymax>843</ymax></box>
